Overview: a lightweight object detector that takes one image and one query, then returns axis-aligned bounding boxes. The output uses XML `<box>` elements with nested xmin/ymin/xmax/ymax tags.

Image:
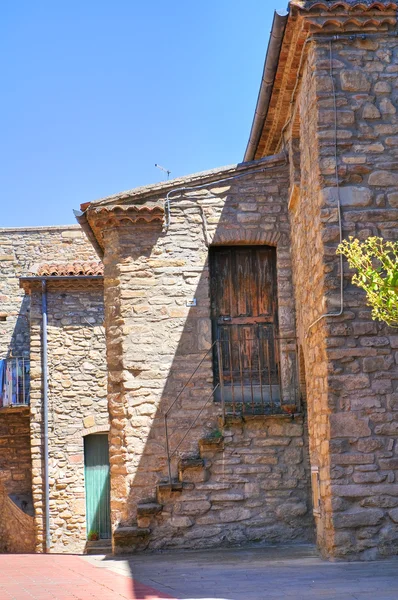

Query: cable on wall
<box><xmin>163</xmin><ymin>160</ymin><xmax>287</xmax><ymax>230</ymax></box>
<box><xmin>306</xmin><ymin>39</ymin><xmax>344</xmax><ymax>337</ymax></box>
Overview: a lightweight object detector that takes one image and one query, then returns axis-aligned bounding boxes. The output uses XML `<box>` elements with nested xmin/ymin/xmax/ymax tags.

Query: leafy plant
<box><xmin>88</xmin><ymin>530</ymin><xmax>99</xmax><ymax>541</ymax></box>
<box><xmin>337</xmin><ymin>236</ymin><xmax>398</xmax><ymax>326</ymax></box>
<box><xmin>206</xmin><ymin>428</ymin><xmax>223</xmax><ymax>440</ymax></box>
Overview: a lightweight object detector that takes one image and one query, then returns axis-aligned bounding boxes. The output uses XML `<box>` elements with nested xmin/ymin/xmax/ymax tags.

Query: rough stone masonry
<box><xmin>285</xmin><ymin>0</ymin><xmax>398</xmax><ymax>559</ymax></box>
<box><xmin>0</xmin><ymin>226</ymin><xmax>107</xmax><ymax>553</ymax></box>
<box><xmin>2</xmin><ymin>0</ymin><xmax>398</xmax><ymax>561</ymax></box>
<box><xmin>84</xmin><ymin>156</ymin><xmax>314</xmax><ymax>553</ymax></box>
<box><xmin>79</xmin><ymin>0</ymin><xmax>398</xmax><ymax>560</ymax></box>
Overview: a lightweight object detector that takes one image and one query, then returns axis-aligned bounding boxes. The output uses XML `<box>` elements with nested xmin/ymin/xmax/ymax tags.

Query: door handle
<box><xmin>222</xmin><ymin>316</ymin><xmax>232</xmax><ymax>321</ymax></box>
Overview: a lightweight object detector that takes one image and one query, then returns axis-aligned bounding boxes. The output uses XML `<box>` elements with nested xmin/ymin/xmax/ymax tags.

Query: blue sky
<box><xmin>1</xmin><ymin>1</ymin><xmax>277</xmax><ymax>227</ymax></box>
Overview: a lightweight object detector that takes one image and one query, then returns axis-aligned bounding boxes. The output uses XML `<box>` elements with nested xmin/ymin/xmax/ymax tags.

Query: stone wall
<box><xmin>0</xmin><ymin>225</ymin><xmax>104</xmax><ymax>553</ymax></box>
<box><xmin>135</xmin><ymin>416</ymin><xmax>313</xmax><ymax>552</ymax></box>
<box><xmin>290</xmin><ymin>30</ymin><xmax>398</xmax><ymax>559</ymax></box>
<box><xmin>0</xmin><ymin>226</ymin><xmax>98</xmax><ymax>358</ymax></box>
<box><xmin>87</xmin><ymin>155</ymin><xmax>314</xmax><ymax>551</ymax></box>
<box><xmin>289</xmin><ymin>51</ymin><xmax>335</xmax><ymax>555</ymax></box>
<box><xmin>0</xmin><ymin>409</ymin><xmax>34</xmax><ymax>553</ymax></box>
<box><xmin>0</xmin><ymin>408</ymin><xmax>34</xmax><ymax>552</ymax></box>
<box><xmin>29</xmin><ymin>281</ymin><xmax>107</xmax><ymax>553</ymax></box>
<box><xmin>0</xmin><ymin>486</ymin><xmax>35</xmax><ymax>553</ymax></box>
<box><xmin>0</xmin><ymin>410</ymin><xmax>32</xmax><ymax>496</ymax></box>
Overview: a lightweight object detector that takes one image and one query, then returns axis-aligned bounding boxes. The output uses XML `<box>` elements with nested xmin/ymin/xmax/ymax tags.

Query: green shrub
<box><xmin>337</xmin><ymin>236</ymin><xmax>398</xmax><ymax>327</ymax></box>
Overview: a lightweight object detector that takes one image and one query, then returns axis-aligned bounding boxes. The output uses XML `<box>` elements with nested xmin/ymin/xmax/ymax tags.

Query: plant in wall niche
<box><xmin>205</xmin><ymin>428</ymin><xmax>223</xmax><ymax>442</ymax></box>
<box><xmin>337</xmin><ymin>237</ymin><xmax>398</xmax><ymax>327</ymax></box>
<box><xmin>87</xmin><ymin>530</ymin><xmax>99</xmax><ymax>541</ymax></box>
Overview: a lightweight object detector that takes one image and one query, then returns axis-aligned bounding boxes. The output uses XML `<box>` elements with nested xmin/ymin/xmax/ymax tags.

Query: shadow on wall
<box><xmin>102</xmin><ymin>158</ymin><xmax>314</xmax><ymax>597</ymax></box>
<box><xmin>108</xmin><ymin>223</ymin><xmax>218</xmax><ymax>535</ymax></box>
<box><xmin>0</xmin><ymin>294</ymin><xmax>34</xmax><ymax>553</ymax></box>
<box><xmin>0</xmin><ymin>478</ymin><xmax>35</xmax><ymax>553</ymax></box>
<box><xmin>7</xmin><ymin>294</ymin><xmax>31</xmax><ymax>359</ymax></box>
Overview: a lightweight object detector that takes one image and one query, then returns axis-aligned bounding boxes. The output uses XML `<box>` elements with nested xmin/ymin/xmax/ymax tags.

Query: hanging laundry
<box><xmin>0</xmin><ymin>358</ymin><xmax>30</xmax><ymax>407</ymax></box>
<box><xmin>0</xmin><ymin>359</ymin><xmax>5</xmax><ymax>408</ymax></box>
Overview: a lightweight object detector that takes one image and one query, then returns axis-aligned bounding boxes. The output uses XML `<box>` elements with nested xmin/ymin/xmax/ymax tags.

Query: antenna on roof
<box><xmin>155</xmin><ymin>163</ymin><xmax>171</xmax><ymax>180</ymax></box>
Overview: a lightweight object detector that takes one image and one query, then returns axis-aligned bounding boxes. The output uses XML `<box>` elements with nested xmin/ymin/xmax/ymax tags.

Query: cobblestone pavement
<box><xmin>2</xmin><ymin>546</ymin><xmax>398</xmax><ymax>600</ymax></box>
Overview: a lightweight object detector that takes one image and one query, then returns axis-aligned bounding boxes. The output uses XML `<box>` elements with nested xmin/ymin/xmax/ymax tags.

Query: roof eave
<box><xmin>243</xmin><ymin>8</ymin><xmax>289</xmax><ymax>163</ymax></box>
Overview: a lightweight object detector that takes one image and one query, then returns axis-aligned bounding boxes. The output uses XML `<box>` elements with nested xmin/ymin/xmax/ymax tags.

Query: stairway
<box><xmin>113</xmin><ymin>433</ymin><xmax>224</xmax><ymax>553</ymax></box>
<box><xmin>112</xmin><ymin>413</ymin><xmax>311</xmax><ymax>554</ymax></box>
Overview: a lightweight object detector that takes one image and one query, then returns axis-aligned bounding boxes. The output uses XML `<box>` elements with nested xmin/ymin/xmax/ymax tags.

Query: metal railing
<box><xmin>164</xmin><ymin>341</ymin><xmax>219</xmax><ymax>485</ymax></box>
<box><xmin>216</xmin><ymin>334</ymin><xmax>300</xmax><ymax>417</ymax></box>
<box><xmin>0</xmin><ymin>357</ymin><xmax>30</xmax><ymax>408</ymax></box>
<box><xmin>164</xmin><ymin>336</ymin><xmax>300</xmax><ymax>484</ymax></box>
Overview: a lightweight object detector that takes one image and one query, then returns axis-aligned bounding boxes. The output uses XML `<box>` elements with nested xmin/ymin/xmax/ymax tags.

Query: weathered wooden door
<box><xmin>210</xmin><ymin>246</ymin><xmax>279</xmax><ymax>411</ymax></box>
<box><xmin>84</xmin><ymin>434</ymin><xmax>111</xmax><ymax>539</ymax></box>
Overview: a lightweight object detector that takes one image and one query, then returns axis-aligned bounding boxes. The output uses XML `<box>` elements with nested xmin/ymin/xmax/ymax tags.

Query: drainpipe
<box><xmin>73</xmin><ymin>209</ymin><xmax>104</xmax><ymax>260</ymax></box>
<box><xmin>243</xmin><ymin>8</ymin><xmax>289</xmax><ymax>162</ymax></box>
<box><xmin>41</xmin><ymin>279</ymin><xmax>51</xmax><ymax>552</ymax></box>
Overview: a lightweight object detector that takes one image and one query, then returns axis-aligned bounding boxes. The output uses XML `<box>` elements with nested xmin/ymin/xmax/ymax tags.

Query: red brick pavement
<box><xmin>0</xmin><ymin>555</ymin><xmax>176</xmax><ymax>600</ymax></box>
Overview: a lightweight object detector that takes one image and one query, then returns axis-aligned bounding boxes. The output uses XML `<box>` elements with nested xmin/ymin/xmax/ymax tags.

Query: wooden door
<box><xmin>210</xmin><ymin>246</ymin><xmax>279</xmax><ymax>410</ymax></box>
<box><xmin>84</xmin><ymin>434</ymin><xmax>111</xmax><ymax>540</ymax></box>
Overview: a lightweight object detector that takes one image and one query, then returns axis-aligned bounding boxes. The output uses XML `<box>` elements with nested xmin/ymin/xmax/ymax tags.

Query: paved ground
<box><xmin>0</xmin><ymin>554</ymin><xmax>172</xmax><ymax>600</ymax></box>
<box><xmin>2</xmin><ymin>545</ymin><xmax>398</xmax><ymax>599</ymax></box>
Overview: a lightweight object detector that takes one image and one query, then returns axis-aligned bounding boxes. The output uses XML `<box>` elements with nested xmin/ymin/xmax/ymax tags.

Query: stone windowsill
<box><xmin>222</xmin><ymin>412</ymin><xmax>303</xmax><ymax>425</ymax></box>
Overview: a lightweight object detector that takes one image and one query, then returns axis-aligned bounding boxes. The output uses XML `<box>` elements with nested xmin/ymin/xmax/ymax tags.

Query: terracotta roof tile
<box><xmin>37</xmin><ymin>261</ymin><xmax>104</xmax><ymax>277</ymax></box>
<box><xmin>297</xmin><ymin>1</ymin><xmax>398</xmax><ymax>11</ymax></box>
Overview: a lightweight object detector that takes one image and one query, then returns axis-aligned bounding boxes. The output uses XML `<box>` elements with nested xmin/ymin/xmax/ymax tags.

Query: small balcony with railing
<box><xmin>0</xmin><ymin>357</ymin><xmax>30</xmax><ymax>411</ymax></box>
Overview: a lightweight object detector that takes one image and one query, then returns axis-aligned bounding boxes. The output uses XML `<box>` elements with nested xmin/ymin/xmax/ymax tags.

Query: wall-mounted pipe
<box><xmin>73</xmin><ymin>209</ymin><xmax>104</xmax><ymax>260</ymax></box>
<box><xmin>41</xmin><ymin>279</ymin><xmax>50</xmax><ymax>552</ymax></box>
<box><xmin>243</xmin><ymin>8</ymin><xmax>289</xmax><ymax>163</ymax></box>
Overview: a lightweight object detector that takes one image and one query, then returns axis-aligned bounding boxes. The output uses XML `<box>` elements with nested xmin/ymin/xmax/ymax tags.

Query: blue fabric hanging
<box><xmin>0</xmin><ymin>359</ymin><xmax>6</xmax><ymax>408</ymax></box>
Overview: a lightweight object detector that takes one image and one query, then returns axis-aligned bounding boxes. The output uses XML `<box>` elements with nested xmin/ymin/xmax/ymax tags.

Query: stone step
<box><xmin>199</xmin><ymin>435</ymin><xmax>224</xmax><ymax>456</ymax></box>
<box><xmin>114</xmin><ymin>525</ymin><xmax>151</xmax><ymax>539</ymax></box>
<box><xmin>179</xmin><ymin>457</ymin><xmax>205</xmax><ymax>470</ymax></box>
<box><xmin>85</xmin><ymin>539</ymin><xmax>112</xmax><ymax>555</ymax></box>
<box><xmin>85</xmin><ymin>543</ymin><xmax>112</xmax><ymax>555</ymax></box>
<box><xmin>137</xmin><ymin>502</ymin><xmax>163</xmax><ymax>517</ymax></box>
<box><xmin>178</xmin><ymin>457</ymin><xmax>209</xmax><ymax>483</ymax></box>
<box><xmin>157</xmin><ymin>480</ymin><xmax>183</xmax><ymax>502</ymax></box>
<box><xmin>113</xmin><ymin>525</ymin><xmax>151</xmax><ymax>554</ymax></box>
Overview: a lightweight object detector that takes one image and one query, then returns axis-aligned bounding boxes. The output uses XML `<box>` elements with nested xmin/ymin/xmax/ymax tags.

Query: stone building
<box><xmin>0</xmin><ymin>227</ymin><xmax>107</xmax><ymax>553</ymax></box>
<box><xmin>1</xmin><ymin>0</ymin><xmax>398</xmax><ymax>560</ymax></box>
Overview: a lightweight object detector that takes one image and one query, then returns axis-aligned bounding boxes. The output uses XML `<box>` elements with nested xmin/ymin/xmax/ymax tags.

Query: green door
<box><xmin>84</xmin><ymin>434</ymin><xmax>111</xmax><ymax>539</ymax></box>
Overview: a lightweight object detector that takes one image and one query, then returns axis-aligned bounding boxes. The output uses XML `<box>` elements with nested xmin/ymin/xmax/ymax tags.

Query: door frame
<box><xmin>209</xmin><ymin>244</ymin><xmax>280</xmax><ymax>411</ymax></box>
<box><xmin>83</xmin><ymin>432</ymin><xmax>111</xmax><ymax>540</ymax></box>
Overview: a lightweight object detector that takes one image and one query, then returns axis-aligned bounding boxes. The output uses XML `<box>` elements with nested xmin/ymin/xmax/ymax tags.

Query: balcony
<box><xmin>0</xmin><ymin>358</ymin><xmax>30</xmax><ymax>410</ymax></box>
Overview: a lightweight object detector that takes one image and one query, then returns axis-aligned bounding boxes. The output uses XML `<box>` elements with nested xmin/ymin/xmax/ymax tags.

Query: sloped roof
<box><xmin>37</xmin><ymin>261</ymin><xmax>103</xmax><ymax>277</ymax></box>
<box><xmin>244</xmin><ymin>0</ymin><xmax>398</xmax><ymax>160</ymax></box>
